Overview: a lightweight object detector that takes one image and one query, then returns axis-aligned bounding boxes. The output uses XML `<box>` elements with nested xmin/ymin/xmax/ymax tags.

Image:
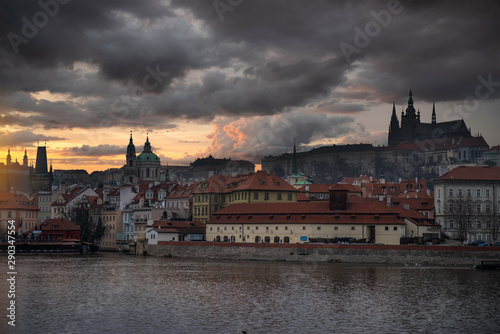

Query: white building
<box><xmin>434</xmin><ymin>166</ymin><xmax>500</xmax><ymax>241</ymax></box>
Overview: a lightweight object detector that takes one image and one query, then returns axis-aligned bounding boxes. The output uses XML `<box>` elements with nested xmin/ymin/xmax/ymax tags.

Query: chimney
<box><xmin>404</xmin><ymin>203</ymin><xmax>409</xmax><ymax>211</ymax></box>
<box><xmin>387</xmin><ymin>195</ymin><xmax>391</xmax><ymax>207</ymax></box>
<box><xmin>60</xmin><ymin>182</ymin><xmax>66</xmax><ymax>194</ymax></box>
<box><xmin>329</xmin><ymin>188</ymin><xmax>348</xmax><ymax>211</ymax></box>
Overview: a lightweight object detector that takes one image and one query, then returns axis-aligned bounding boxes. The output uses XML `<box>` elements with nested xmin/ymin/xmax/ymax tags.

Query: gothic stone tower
<box><xmin>388</xmin><ymin>102</ymin><xmax>401</xmax><ymax>147</ymax></box>
<box><xmin>400</xmin><ymin>88</ymin><xmax>421</xmax><ymax>143</ymax></box>
<box><xmin>30</xmin><ymin>145</ymin><xmax>53</xmax><ymax>192</ymax></box>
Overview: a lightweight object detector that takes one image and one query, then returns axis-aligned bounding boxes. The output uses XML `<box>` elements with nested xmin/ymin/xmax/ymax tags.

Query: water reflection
<box><xmin>0</xmin><ymin>253</ymin><xmax>498</xmax><ymax>334</ymax></box>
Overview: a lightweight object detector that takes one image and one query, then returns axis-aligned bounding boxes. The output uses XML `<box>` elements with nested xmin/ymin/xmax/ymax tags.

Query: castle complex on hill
<box><xmin>388</xmin><ymin>89</ymin><xmax>472</xmax><ymax>147</ymax></box>
<box><xmin>262</xmin><ymin>90</ymin><xmax>489</xmax><ymax>182</ymax></box>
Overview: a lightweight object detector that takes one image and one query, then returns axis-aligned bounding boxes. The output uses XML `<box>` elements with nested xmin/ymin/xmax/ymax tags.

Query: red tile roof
<box><xmin>212</xmin><ymin>197</ymin><xmax>400</xmax><ymax>216</ymax></box>
<box><xmin>488</xmin><ymin>145</ymin><xmax>500</xmax><ymax>152</ymax></box>
<box><xmin>194</xmin><ymin>171</ymin><xmax>296</xmax><ymax>194</ymax></box>
<box><xmin>39</xmin><ymin>218</ymin><xmax>80</xmax><ymax>231</ymax></box>
<box><xmin>436</xmin><ymin>166</ymin><xmax>500</xmax><ymax>181</ymax></box>
<box><xmin>0</xmin><ymin>192</ymin><xmax>39</xmax><ymax>211</ymax></box>
<box><xmin>298</xmin><ymin>184</ymin><xmax>362</xmax><ymax>193</ymax></box>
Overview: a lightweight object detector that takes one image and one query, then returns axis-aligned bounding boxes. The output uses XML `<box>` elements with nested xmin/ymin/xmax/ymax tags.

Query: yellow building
<box><xmin>100</xmin><ymin>209</ymin><xmax>123</xmax><ymax>251</ymax></box>
<box><xmin>207</xmin><ymin>187</ymin><xmax>408</xmax><ymax>245</ymax></box>
<box><xmin>193</xmin><ymin>170</ymin><xmax>298</xmax><ymax>223</ymax></box>
<box><xmin>0</xmin><ymin>192</ymin><xmax>39</xmax><ymax>237</ymax></box>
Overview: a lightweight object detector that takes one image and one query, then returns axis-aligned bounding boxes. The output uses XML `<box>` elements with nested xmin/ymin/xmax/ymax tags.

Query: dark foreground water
<box><xmin>1</xmin><ymin>253</ymin><xmax>499</xmax><ymax>334</ymax></box>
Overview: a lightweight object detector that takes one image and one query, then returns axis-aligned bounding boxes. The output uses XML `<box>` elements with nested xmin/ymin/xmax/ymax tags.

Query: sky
<box><xmin>1</xmin><ymin>0</ymin><xmax>499</xmax><ymax>173</ymax></box>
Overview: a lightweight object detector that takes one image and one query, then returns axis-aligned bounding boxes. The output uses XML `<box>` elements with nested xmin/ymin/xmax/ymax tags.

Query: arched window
<box><xmin>146</xmin><ymin>168</ymin><xmax>150</xmax><ymax>178</ymax></box>
<box><xmin>284</xmin><ymin>237</ymin><xmax>290</xmax><ymax>244</ymax></box>
<box><xmin>129</xmin><ymin>159</ymin><xmax>133</xmax><ymax>167</ymax></box>
<box><xmin>129</xmin><ymin>176</ymin><xmax>133</xmax><ymax>183</ymax></box>
<box><xmin>264</xmin><ymin>236</ymin><xmax>271</xmax><ymax>243</ymax></box>
<box><xmin>255</xmin><ymin>236</ymin><xmax>261</xmax><ymax>243</ymax></box>
<box><xmin>274</xmin><ymin>236</ymin><xmax>280</xmax><ymax>243</ymax></box>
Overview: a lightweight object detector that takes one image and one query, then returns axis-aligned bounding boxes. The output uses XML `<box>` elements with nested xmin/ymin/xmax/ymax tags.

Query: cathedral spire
<box><xmin>432</xmin><ymin>101</ymin><xmax>436</xmax><ymax>124</ymax></box>
<box><xmin>6</xmin><ymin>148</ymin><xmax>11</xmax><ymax>165</ymax></box>
<box><xmin>23</xmin><ymin>149</ymin><xmax>28</xmax><ymax>166</ymax></box>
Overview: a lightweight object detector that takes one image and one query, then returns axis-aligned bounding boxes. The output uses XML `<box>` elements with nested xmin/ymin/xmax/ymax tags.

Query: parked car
<box><xmin>463</xmin><ymin>240</ymin><xmax>474</xmax><ymax>245</ymax></box>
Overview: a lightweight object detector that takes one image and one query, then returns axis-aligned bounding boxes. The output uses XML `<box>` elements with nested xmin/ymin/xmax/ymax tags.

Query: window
<box><xmin>264</xmin><ymin>193</ymin><xmax>269</xmax><ymax>200</ymax></box>
<box><xmin>477</xmin><ymin>189</ymin><xmax>481</xmax><ymax>197</ymax></box>
<box><xmin>437</xmin><ymin>189</ymin><xmax>441</xmax><ymax>198</ymax></box>
<box><xmin>385</xmin><ymin>226</ymin><xmax>389</xmax><ymax>231</ymax></box>
<box><xmin>266</xmin><ymin>227</ymin><xmax>269</xmax><ymax>231</ymax></box>
<box><xmin>254</xmin><ymin>192</ymin><xmax>259</xmax><ymax>200</ymax></box>
<box><xmin>8</xmin><ymin>211</ymin><xmax>11</xmax><ymax>218</ymax></box>
<box><xmin>449</xmin><ymin>220</ymin><xmax>454</xmax><ymax>228</ymax></box>
<box><xmin>255</xmin><ymin>226</ymin><xmax>259</xmax><ymax>230</ymax></box>
<box><xmin>285</xmin><ymin>226</ymin><xmax>288</xmax><ymax>230</ymax></box>
<box><xmin>277</xmin><ymin>193</ymin><xmax>282</xmax><ymax>200</ymax></box>
<box><xmin>476</xmin><ymin>204</ymin><xmax>481</xmax><ymax>213</ymax></box>
<box><xmin>288</xmin><ymin>193</ymin><xmax>292</xmax><ymax>201</ymax></box>
<box><xmin>449</xmin><ymin>189</ymin><xmax>453</xmax><ymax>197</ymax></box>
<box><xmin>467</xmin><ymin>189</ymin><xmax>472</xmax><ymax>197</ymax></box>
<box><xmin>351</xmin><ymin>226</ymin><xmax>355</xmax><ymax>231</ymax></box>
<box><xmin>467</xmin><ymin>204</ymin><xmax>472</xmax><ymax>213</ymax></box>
<box><xmin>477</xmin><ymin>221</ymin><xmax>482</xmax><ymax>229</ymax></box>
<box><xmin>458</xmin><ymin>189</ymin><xmax>462</xmax><ymax>197</ymax></box>
<box><xmin>334</xmin><ymin>226</ymin><xmax>338</xmax><ymax>231</ymax></box>
<box><xmin>486</xmin><ymin>205</ymin><xmax>491</xmax><ymax>213</ymax></box>
<box><xmin>317</xmin><ymin>226</ymin><xmax>321</xmax><ymax>231</ymax></box>
<box><xmin>486</xmin><ymin>189</ymin><xmax>490</xmax><ymax>198</ymax></box>
<box><xmin>302</xmin><ymin>226</ymin><xmax>306</xmax><ymax>231</ymax></box>
<box><xmin>393</xmin><ymin>227</ymin><xmax>398</xmax><ymax>231</ymax></box>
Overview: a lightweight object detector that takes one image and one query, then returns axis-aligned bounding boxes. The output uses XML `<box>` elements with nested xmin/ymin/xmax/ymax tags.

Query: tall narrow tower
<box><xmin>123</xmin><ymin>131</ymin><xmax>138</xmax><ymax>185</ymax></box>
<box><xmin>400</xmin><ymin>88</ymin><xmax>421</xmax><ymax>142</ymax></box>
<box><xmin>30</xmin><ymin>144</ymin><xmax>53</xmax><ymax>192</ymax></box>
<box><xmin>388</xmin><ymin>102</ymin><xmax>400</xmax><ymax>146</ymax></box>
<box><xmin>432</xmin><ymin>101</ymin><xmax>436</xmax><ymax>124</ymax></box>
<box><xmin>23</xmin><ymin>149</ymin><xmax>28</xmax><ymax>166</ymax></box>
<box><xmin>6</xmin><ymin>148</ymin><xmax>12</xmax><ymax>165</ymax></box>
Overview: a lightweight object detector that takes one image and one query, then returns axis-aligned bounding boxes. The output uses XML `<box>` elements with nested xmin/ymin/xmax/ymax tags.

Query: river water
<box><xmin>1</xmin><ymin>253</ymin><xmax>499</xmax><ymax>334</ymax></box>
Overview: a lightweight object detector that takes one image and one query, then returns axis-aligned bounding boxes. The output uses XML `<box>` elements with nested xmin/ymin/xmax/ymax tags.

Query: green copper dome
<box><xmin>137</xmin><ymin>152</ymin><xmax>160</xmax><ymax>162</ymax></box>
<box><xmin>136</xmin><ymin>134</ymin><xmax>160</xmax><ymax>162</ymax></box>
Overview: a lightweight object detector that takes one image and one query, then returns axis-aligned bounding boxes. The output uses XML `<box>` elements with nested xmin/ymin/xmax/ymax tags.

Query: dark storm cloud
<box><xmin>0</xmin><ymin>0</ymin><xmax>498</xmax><ymax>132</ymax></box>
<box><xmin>0</xmin><ymin>130</ymin><xmax>64</xmax><ymax>148</ymax></box>
<box><xmin>63</xmin><ymin>144</ymin><xmax>124</xmax><ymax>157</ymax></box>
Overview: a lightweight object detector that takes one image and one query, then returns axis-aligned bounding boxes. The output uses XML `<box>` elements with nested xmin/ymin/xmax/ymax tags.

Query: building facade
<box><xmin>206</xmin><ymin>188</ymin><xmax>410</xmax><ymax>245</ymax></box>
<box><xmin>434</xmin><ymin>166</ymin><xmax>500</xmax><ymax>241</ymax></box>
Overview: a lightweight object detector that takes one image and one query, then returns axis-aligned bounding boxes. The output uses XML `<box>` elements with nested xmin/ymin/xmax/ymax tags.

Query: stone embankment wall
<box><xmin>149</xmin><ymin>242</ymin><xmax>500</xmax><ymax>266</ymax></box>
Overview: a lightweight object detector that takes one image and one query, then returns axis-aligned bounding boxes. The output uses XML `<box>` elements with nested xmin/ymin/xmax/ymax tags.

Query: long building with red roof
<box><xmin>207</xmin><ymin>188</ymin><xmax>440</xmax><ymax>245</ymax></box>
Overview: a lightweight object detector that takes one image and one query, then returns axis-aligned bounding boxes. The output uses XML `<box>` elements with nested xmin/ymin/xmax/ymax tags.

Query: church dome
<box><xmin>136</xmin><ymin>135</ymin><xmax>160</xmax><ymax>163</ymax></box>
<box><xmin>137</xmin><ymin>151</ymin><xmax>160</xmax><ymax>162</ymax></box>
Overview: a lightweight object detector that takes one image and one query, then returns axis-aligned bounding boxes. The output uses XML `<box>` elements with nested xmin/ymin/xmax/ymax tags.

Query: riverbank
<box><xmin>149</xmin><ymin>241</ymin><xmax>500</xmax><ymax>266</ymax></box>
